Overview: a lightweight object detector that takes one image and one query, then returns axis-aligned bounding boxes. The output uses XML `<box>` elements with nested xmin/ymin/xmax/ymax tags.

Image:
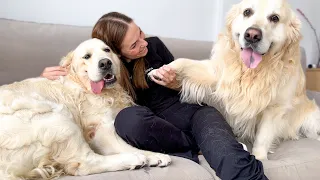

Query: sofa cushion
<box><xmin>264</xmin><ymin>138</ymin><xmax>320</xmax><ymax>180</ymax></box>
<box><xmin>200</xmin><ymin>138</ymin><xmax>320</xmax><ymax>180</ymax></box>
<box><xmin>59</xmin><ymin>156</ymin><xmax>216</xmax><ymax>180</ymax></box>
<box><xmin>61</xmin><ymin>139</ymin><xmax>320</xmax><ymax>180</ymax></box>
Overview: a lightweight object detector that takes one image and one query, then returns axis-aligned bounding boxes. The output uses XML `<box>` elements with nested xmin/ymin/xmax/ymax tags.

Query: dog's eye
<box><xmin>83</xmin><ymin>54</ymin><xmax>91</xmax><ymax>60</ymax></box>
<box><xmin>269</xmin><ymin>14</ymin><xmax>280</xmax><ymax>23</ymax></box>
<box><xmin>243</xmin><ymin>8</ymin><xmax>253</xmax><ymax>17</ymax></box>
<box><xmin>103</xmin><ymin>48</ymin><xmax>110</xmax><ymax>53</ymax></box>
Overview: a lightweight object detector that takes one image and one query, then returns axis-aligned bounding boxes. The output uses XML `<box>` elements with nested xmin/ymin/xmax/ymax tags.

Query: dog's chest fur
<box><xmin>210</xmin><ymin>43</ymin><xmax>299</xmax><ymax>139</ymax></box>
<box><xmin>218</xmin><ymin>61</ymin><xmax>283</xmax><ymax>117</ymax></box>
<box><xmin>80</xmin><ymin>86</ymin><xmax>134</xmax><ymax>126</ymax></box>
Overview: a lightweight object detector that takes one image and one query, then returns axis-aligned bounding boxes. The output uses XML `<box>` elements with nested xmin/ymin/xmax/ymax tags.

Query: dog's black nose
<box><xmin>244</xmin><ymin>27</ymin><xmax>262</xmax><ymax>44</ymax></box>
<box><xmin>98</xmin><ymin>59</ymin><xmax>112</xmax><ymax>71</ymax></box>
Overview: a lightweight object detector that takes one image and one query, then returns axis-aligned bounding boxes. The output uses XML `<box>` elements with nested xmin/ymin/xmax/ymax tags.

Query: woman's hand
<box><xmin>40</xmin><ymin>66</ymin><xmax>68</xmax><ymax>80</ymax></box>
<box><xmin>149</xmin><ymin>65</ymin><xmax>180</xmax><ymax>91</ymax></box>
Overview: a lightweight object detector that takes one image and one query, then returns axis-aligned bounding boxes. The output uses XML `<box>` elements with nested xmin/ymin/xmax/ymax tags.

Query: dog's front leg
<box><xmin>149</xmin><ymin>58</ymin><xmax>218</xmax><ymax>105</ymax></box>
<box><xmin>89</xmin><ymin>123</ymin><xmax>171</xmax><ymax>167</ymax></box>
<box><xmin>70</xmin><ymin>146</ymin><xmax>149</xmax><ymax>175</ymax></box>
<box><xmin>252</xmin><ymin>106</ymin><xmax>286</xmax><ymax>160</ymax></box>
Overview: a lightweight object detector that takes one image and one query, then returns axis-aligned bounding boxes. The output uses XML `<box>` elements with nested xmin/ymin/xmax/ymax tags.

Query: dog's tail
<box><xmin>299</xmin><ymin>98</ymin><xmax>320</xmax><ymax>141</ymax></box>
<box><xmin>25</xmin><ymin>164</ymin><xmax>64</xmax><ymax>180</ymax></box>
<box><xmin>0</xmin><ymin>155</ymin><xmax>65</xmax><ymax>180</ymax></box>
<box><xmin>1</xmin><ymin>165</ymin><xmax>64</xmax><ymax>180</ymax></box>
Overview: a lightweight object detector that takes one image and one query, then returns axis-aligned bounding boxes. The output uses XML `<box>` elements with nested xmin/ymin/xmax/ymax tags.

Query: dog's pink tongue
<box><xmin>90</xmin><ymin>80</ymin><xmax>104</xmax><ymax>94</ymax></box>
<box><xmin>241</xmin><ymin>48</ymin><xmax>262</xmax><ymax>69</ymax></box>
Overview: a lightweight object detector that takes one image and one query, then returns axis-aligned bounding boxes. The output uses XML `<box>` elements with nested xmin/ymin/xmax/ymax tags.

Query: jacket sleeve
<box><xmin>144</xmin><ymin>37</ymin><xmax>175</xmax><ymax>87</ymax></box>
<box><xmin>153</xmin><ymin>37</ymin><xmax>175</xmax><ymax>64</ymax></box>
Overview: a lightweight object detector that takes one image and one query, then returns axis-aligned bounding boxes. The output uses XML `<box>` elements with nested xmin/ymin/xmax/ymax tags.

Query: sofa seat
<box><xmin>59</xmin><ymin>138</ymin><xmax>320</xmax><ymax>180</ymax></box>
<box><xmin>60</xmin><ymin>156</ymin><xmax>216</xmax><ymax>180</ymax></box>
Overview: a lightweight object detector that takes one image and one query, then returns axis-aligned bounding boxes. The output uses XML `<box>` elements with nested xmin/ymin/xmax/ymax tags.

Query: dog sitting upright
<box><xmin>149</xmin><ymin>0</ymin><xmax>320</xmax><ymax>160</ymax></box>
<box><xmin>0</xmin><ymin>38</ymin><xmax>170</xmax><ymax>180</ymax></box>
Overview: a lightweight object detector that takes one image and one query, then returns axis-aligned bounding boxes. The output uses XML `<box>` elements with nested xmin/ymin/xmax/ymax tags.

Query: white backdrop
<box><xmin>1</xmin><ymin>0</ymin><xmax>319</xmax><ymax>64</ymax></box>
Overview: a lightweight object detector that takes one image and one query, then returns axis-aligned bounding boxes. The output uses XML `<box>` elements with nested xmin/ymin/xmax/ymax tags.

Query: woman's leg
<box><xmin>191</xmin><ymin>106</ymin><xmax>268</xmax><ymax>180</ymax></box>
<box><xmin>114</xmin><ymin>106</ymin><xmax>199</xmax><ymax>162</ymax></box>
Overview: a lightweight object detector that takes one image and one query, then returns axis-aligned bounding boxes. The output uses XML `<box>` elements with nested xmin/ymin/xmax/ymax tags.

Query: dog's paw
<box><xmin>268</xmin><ymin>150</ymin><xmax>275</xmax><ymax>154</ymax></box>
<box><xmin>147</xmin><ymin>69</ymin><xmax>162</xmax><ymax>81</ymax></box>
<box><xmin>239</xmin><ymin>142</ymin><xmax>248</xmax><ymax>151</ymax></box>
<box><xmin>252</xmin><ymin>147</ymin><xmax>268</xmax><ymax>160</ymax></box>
<box><xmin>122</xmin><ymin>153</ymin><xmax>148</xmax><ymax>170</ymax></box>
<box><xmin>146</xmin><ymin>153</ymin><xmax>171</xmax><ymax>167</ymax></box>
<box><xmin>147</xmin><ymin>69</ymin><xmax>156</xmax><ymax>77</ymax></box>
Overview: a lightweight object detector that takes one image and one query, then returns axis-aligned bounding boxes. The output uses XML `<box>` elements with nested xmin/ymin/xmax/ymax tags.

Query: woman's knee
<box><xmin>193</xmin><ymin>106</ymin><xmax>225</xmax><ymax>121</ymax></box>
<box><xmin>191</xmin><ymin>106</ymin><xmax>229</xmax><ymax>129</ymax></box>
<box><xmin>191</xmin><ymin>106</ymin><xmax>236</xmax><ymax>146</ymax></box>
<box><xmin>114</xmin><ymin>106</ymin><xmax>152</xmax><ymax>138</ymax></box>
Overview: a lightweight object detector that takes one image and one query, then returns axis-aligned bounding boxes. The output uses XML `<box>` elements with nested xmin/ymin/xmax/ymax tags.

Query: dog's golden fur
<box><xmin>0</xmin><ymin>39</ymin><xmax>170</xmax><ymax>180</ymax></box>
<box><xmin>149</xmin><ymin>0</ymin><xmax>320</xmax><ymax>160</ymax></box>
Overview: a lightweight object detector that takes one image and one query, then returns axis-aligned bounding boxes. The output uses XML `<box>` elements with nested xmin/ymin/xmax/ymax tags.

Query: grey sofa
<box><xmin>1</xmin><ymin>18</ymin><xmax>320</xmax><ymax>180</ymax></box>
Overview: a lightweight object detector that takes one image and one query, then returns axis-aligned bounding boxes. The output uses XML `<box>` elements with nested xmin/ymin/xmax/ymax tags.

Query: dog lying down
<box><xmin>0</xmin><ymin>38</ymin><xmax>171</xmax><ymax>180</ymax></box>
<box><xmin>149</xmin><ymin>0</ymin><xmax>320</xmax><ymax>160</ymax></box>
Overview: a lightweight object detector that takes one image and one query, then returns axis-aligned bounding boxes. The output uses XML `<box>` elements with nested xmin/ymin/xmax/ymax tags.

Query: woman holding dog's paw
<box><xmin>41</xmin><ymin>12</ymin><xmax>268</xmax><ymax>180</ymax></box>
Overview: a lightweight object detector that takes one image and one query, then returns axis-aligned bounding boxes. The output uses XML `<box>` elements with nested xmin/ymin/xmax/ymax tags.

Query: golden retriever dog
<box><xmin>0</xmin><ymin>38</ymin><xmax>171</xmax><ymax>180</ymax></box>
<box><xmin>149</xmin><ymin>0</ymin><xmax>320</xmax><ymax>160</ymax></box>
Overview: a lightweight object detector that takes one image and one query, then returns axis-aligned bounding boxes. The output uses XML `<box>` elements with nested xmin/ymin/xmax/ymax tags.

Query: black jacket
<box><xmin>123</xmin><ymin>37</ymin><xmax>180</xmax><ymax>114</ymax></box>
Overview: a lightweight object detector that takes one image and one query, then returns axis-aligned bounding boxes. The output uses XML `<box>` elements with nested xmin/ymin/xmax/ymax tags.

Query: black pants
<box><xmin>115</xmin><ymin>104</ymin><xmax>268</xmax><ymax>180</ymax></box>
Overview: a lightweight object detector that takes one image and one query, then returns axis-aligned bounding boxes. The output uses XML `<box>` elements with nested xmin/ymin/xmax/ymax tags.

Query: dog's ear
<box><xmin>59</xmin><ymin>51</ymin><xmax>74</xmax><ymax>70</ymax></box>
<box><xmin>282</xmin><ymin>11</ymin><xmax>302</xmax><ymax>63</ymax></box>
<box><xmin>225</xmin><ymin>4</ymin><xmax>240</xmax><ymax>33</ymax></box>
<box><xmin>286</xmin><ymin>11</ymin><xmax>302</xmax><ymax>44</ymax></box>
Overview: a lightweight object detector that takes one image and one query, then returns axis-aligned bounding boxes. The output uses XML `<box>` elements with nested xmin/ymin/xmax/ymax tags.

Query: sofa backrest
<box><xmin>0</xmin><ymin>18</ymin><xmax>307</xmax><ymax>85</ymax></box>
<box><xmin>0</xmin><ymin>19</ymin><xmax>91</xmax><ymax>85</ymax></box>
<box><xmin>0</xmin><ymin>18</ymin><xmax>214</xmax><ymax>85</ymax></box>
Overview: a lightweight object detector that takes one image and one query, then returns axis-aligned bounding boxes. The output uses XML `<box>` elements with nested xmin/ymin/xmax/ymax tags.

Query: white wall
<box><xmin>213</xmin><ymin>0</ymin><xmax>320</xmax><ymax>65</ymax></box>
<box><xmin>0</xmin><ymin>0</ymin><xmax>214</xmax><ymax>42</ymax></box>
<box><xmin>291</xmin><ymin>0</ymin><xmax>320</xmax><ymax>66</ymax></box>
<box><xmin>1</xmin><ymin>0</ymin><xmax>319</xmax><ymax>64</ymax></box>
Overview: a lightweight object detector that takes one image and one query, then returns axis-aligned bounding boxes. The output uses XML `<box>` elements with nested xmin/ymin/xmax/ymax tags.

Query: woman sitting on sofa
<box><xmin>41</xmin><ymin>12</ymin><xmax>268</xmax><ymax>180</ymax></box>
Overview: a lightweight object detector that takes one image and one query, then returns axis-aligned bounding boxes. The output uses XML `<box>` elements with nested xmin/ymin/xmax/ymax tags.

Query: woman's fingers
<box><xmin>149</xmin><ymin>66</ymin><xmax>178</xmax><ymax>88</ymax></box>
<box><xmin>158</xmin><ymin>68</ymin><xmax>170</xmax><ymax>82</ymax></box>
<box><xmin>153</xmin><ymin>70</ymin><xmax>164</xmax><ymax>81</ymax></box>
<box><xmin>41</xmin><ymin>66</ymin><xmax>68</xmax><ymax>79</ymax></box>
<box><xmin>150</xmin><ymin>75</ymin><xmax>166</xmax><ymax>86</ymax></box>
<box><xmin>41</xmin><ymin>70</ymin><xmax>67</xmax><ymax>78</ymax></box>
<box><xmin>47</xmin><ymin>76</ymin><xmax>61</xmax><ymax>80</ymax></box>
<box><xmin>44</xmin><ymin>66</ymin><xmax>67</xmax><ymax>72</ymax></box>
<box><xmin>159</xmin><ymin>66</ymin><xmax>176</xmax><ymax>83</ymax></box>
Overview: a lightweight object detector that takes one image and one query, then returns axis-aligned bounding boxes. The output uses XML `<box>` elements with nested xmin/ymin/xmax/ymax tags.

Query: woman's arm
<box><xmin>153</xmin><ymin>37</ymin><xmax>174</xmax><ymax>64</ymax></box>
<box><xmin>148</xmin><ymin>37</ymin><xmax>180</xmax><ymax>90</ymax></box>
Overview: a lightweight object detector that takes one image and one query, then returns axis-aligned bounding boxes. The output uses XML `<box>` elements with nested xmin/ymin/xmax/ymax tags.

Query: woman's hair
<box><xmin>91</xmin><ymin>12</ymin><xmax>148</xmax><ymax>100</ymax></box>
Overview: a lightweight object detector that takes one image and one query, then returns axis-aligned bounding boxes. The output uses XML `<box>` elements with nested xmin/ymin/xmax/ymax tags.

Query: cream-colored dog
<box><xmin>0</xmin><ymin>38</ymin><xmax>171</xmax><ymax>180</ymax></box>
<box><xmin>149</xmin><ymin>0</ymin><xmax>320</xmax><ymax>160</ymax></box>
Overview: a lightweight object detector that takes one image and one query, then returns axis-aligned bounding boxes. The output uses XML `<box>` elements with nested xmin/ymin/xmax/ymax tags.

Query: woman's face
<box><xmin>120</xmin><ymin>22</ymin><xmax>148</xmax><ymax>61</ymax></box>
